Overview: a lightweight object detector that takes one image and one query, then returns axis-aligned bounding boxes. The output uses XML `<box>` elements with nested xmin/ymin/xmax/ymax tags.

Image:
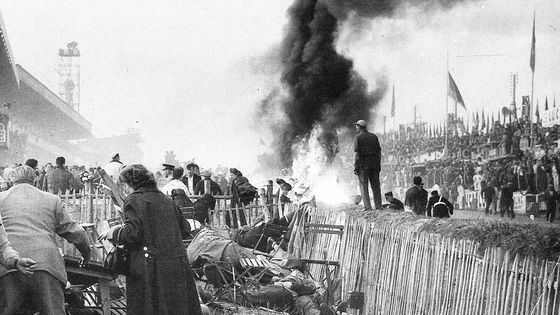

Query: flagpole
<box><xmin>530</xmin><ymin>10</ymin><xmax>536</xmax><ymax>149</ymax></box>
<box><xmin>445</xmin><ymin>50</ymin><xmax>449</xmax><ymax>151</ymax></box>
<box><xmin>383</xmin><ymin>115</ymin><xmax>386</xmax><ymax>135</ymax></box>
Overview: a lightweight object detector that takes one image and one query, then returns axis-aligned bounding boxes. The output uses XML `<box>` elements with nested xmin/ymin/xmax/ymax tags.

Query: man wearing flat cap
<box><xmin>353</xmin><ymin>119</ymin><xmax>382</xmax><ymax>211</ymax></box>
<box><xmin>162</xmin><ymin>163</ymin><xmax>175</xmax><ymax>177</ymax></box>
<box><xmin>194</xmin><ymin>170</ymin><xmax>222</xmax><ymax>195</ymax></box>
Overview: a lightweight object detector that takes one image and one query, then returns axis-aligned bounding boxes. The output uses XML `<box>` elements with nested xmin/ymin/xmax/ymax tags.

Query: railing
<box><xmin>57</xmin><ymin>183</ymin><xmax>298</xmax><ymax>261</ymax></box>
<box><xmin>302</xmin><ymin>208</ymin><xmax>560</xmax><ymax>314</ymax></box>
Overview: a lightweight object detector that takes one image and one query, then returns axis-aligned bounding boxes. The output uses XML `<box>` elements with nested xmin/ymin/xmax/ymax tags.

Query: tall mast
<box><xmin>445</xmin><ymin>50</ymin><xmax>449</xmax><ymax>150</ymax></box>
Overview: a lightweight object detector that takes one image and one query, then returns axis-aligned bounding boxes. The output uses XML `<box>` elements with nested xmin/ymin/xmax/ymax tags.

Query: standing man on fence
<box><xmin>0</xmin><ymin>165</ymin><xmax>91</xmax><ymax>314</ymax></box>
<box><xmin>353</xmin><ymin>119</ymin><xmax>382</xmax><ymax>211</ymax></box>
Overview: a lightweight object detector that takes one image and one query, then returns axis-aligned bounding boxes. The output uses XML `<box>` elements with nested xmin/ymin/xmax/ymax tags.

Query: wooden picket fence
<box><xmin>207</xmin><ymin>195</ymin><xmax>297</xmax><ymax>228</ymax></box>
<box><xmin>57</xmin><ymin>190</ymin><xmax>120</xmax><ymax>223</ymax></box>
<box><xmin>301</xmin><ymin>209</ymin><xmax>560</xmax><ymax>314</ymax></box>
<box><xmin>57</xmin><ymin>186</ymin><xmax>296</xmax><ymax>261</ymax></box>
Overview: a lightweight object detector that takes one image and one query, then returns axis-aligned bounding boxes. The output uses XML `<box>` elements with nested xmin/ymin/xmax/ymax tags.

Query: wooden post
<box><xmin>267</xmin><ymin>180</ymin><xmax>277</xmax><ymax>218</ymax></box>
<box><xmin>98</xmin><ymin>278</ymin><xmax>112</xmax><ymax>315</ymax></box>
<box><xmin>204</xmin><ymin>179</ymin><xmax>211</xmax><ymax>195</ymax></box>
<box><xmin>259</xmin><ymin>188</ymin><xmax>269</xmax><ymax>221</ymax></box>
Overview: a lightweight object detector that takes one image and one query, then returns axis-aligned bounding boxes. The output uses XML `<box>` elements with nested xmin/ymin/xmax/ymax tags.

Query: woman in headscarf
<box><xmin>99</xmin><ymin>164</ymin><xmax>201</xmax><ymax>315</ymax></box>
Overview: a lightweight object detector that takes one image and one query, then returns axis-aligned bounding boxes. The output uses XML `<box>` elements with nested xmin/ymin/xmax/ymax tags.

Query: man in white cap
<box><xmin>354</xmin><ymin>119</ymin><xmax>382</xmax><ymax>211</ymax></box>
<box><xmin>104</xmin><ymin>152</ymin><xmax>124</xmax><ymax>181</ymax></box>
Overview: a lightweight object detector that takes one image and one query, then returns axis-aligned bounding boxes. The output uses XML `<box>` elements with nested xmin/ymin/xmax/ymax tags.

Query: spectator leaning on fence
<box><xmin>0</xmin><ymin>165</ymin><xmax>91</xmax><ymax>315</ymax></box>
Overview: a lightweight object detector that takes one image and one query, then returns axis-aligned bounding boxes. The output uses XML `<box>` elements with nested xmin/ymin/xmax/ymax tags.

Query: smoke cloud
<box><xmin>256</xmin><ymin>0</ymin><xmax>478</xmax><ymax>174</ymax></box>
<box><xmin>256</xmin><ymin>0</ymin><xmax>386</xmax><ymax>173</ymax></box>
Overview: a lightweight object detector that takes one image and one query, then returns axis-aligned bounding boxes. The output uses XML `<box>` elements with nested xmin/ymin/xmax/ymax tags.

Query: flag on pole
<box><xmin>545</xmin><ymin>97</ymin><xmax>549</xmax><ymax>111</ymax></box>
<box><xmin>391</xmin><ymin>84</ymin><xmax>395</xmax><ymax>118</ymax></box>
<box><xmin>530</xmin><ymin>11</ymin><xmax>536</xmax><ymax>73</ymax></box>
<box><xmin>448</xmin><ymin>72</ymin><xmax>466</xmax><ymax>109</ymax></box>
<box><xmin>481</xmin><ymin>111</ymin><xmax>486</xmax><ymax>130</ymax></box>
<box><xmin>475</xmin><ymin>111</ymin><xmax>480</xmax><ymax>130</ymax></box>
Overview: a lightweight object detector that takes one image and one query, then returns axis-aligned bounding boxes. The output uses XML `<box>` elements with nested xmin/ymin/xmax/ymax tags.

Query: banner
<box><xmin>541</xmin><ymin>107</ymin><xmax>560</xmax><ymax>127</ymax></box>
<box><xmin>0</xmin><ymin>114</ymin><xmax>8</xmax><ymax>149</ymax></box>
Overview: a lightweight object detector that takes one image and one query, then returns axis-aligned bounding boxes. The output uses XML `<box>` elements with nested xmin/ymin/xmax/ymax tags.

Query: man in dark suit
<box><xmin>181</xmin><ymin>163</ymin><xmax>201</xmax><ymax>195</ymax></box>
<box><xmin>405</xmin><ymin>176</ymin><xmax>428</xmax><ymax>215</ymax></box>
<box><xmin>43</xmin><ymin>157</ymin><xmax>78</xmax><ymax>194</ymax></box>
<box><xmin>353</xmin><ymin>120</ymin><xmax>382</xmax><ymax>211</ymax></box>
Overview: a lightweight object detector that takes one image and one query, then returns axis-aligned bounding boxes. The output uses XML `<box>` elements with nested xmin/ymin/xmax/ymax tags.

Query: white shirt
<box><xmin>104</xmin><ymin>161</ymin><xmax>123</xmax><ymax>180</ymax></box>
<box><xmin>187</xmin><ymin>176</ymin><xmax>194</xmax><ymax>194</ymax></box>
<box><xmin>162</xmin><ymin>179</ymin><xmax>188</xmax><ymax>196</ymax></box>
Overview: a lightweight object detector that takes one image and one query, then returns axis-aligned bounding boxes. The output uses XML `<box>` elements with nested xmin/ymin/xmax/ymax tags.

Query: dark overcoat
<box><xmin>404</xmin><ymin>186</ymin><xmax>428</xmax><ymax>215</ymax></box>
<box><xmin>113</xmin><ymin>186</ymin><xmax>202</xmax><ymax>315</ymax></box>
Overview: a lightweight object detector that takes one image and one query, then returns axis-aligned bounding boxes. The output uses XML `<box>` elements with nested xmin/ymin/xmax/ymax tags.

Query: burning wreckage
<box><xmin>186</xmin><ymin>199</ymin><xmax>340</xmax><ymax>315</ymax></box>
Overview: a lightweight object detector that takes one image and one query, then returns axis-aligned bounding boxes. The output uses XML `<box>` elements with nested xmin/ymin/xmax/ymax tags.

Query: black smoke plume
<box><xmin>256</xmin><ymin>0</ymin><xmax>385</xmax><ymax>172</ymax></box>
<box><xmin>256</xmin><ymin>0</ymin><xmax>477</xmax><ymax>173</ymax></box>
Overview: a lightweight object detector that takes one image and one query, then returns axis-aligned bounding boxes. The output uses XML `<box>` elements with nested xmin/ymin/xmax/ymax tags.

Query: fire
<box><xmin>290</xmin><ymin>124</ymin><xmax>351</xmax><ymax>205</ymax></box>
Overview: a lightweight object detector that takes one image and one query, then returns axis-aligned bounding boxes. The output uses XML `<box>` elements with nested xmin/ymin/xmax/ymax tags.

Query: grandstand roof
<box><xmin>0</xmin><ymin>10</ymin><xmax>92</xmax><ymax>139</ymax></box>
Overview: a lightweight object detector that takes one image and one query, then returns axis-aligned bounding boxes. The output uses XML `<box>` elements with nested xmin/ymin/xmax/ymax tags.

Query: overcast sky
<box><xmin>0</xmin><ymin>0</ymin><xmax>558</xmax><ymax>173</ymax></box>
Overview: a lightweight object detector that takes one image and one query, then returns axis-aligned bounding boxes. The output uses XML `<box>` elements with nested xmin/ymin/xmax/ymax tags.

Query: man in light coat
<box><xmin>0</xmin><ymin>165</ymin><xmax>91</xmax><ymax>314</ymax></box>
<box><xmin>104</xmin><ymin>152</ymin><xmax>124</xmax><ymax>180</ymax></box>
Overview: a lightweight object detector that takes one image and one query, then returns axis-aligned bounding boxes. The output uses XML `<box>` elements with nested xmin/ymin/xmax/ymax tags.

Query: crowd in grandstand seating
<box><xmin>378</xmin><ymin>117</ymin><xmax>560</xmax><ymax>211</ymax></box>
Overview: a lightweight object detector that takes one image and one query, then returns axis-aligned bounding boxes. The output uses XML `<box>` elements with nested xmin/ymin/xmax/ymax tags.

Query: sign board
<box><xmin>542</xmin><ymin>107</ymin><xmax>560</xmax><ymax>128</ymax></box>
<box><xmin>0</xmin><ymin>114</ymin><xmax>8</xmax><ymax>150</ymax></box>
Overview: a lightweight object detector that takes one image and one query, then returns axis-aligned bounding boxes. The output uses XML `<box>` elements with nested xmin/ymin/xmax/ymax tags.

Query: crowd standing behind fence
<box><xmin>358</xmin><ymin>118</ymin><xmax>560</xmax><ymax>214</ymax></box>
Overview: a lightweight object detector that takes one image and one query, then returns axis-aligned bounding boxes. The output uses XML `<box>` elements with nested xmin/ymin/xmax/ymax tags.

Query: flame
<box><xmin>291</xmin><ymin>124</ymin><xmax>351</xmax><ymax>205</ymax></box>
